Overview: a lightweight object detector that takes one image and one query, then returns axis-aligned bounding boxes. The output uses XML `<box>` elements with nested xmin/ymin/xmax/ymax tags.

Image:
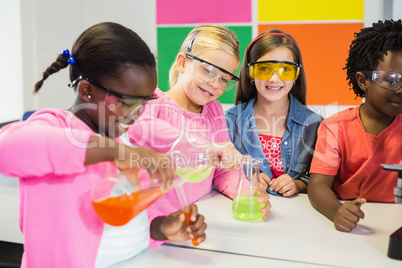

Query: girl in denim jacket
<box><xmin>225</xmin><ymin>29</ymin><xmax>323</xmax><ymax>197</ymax></box>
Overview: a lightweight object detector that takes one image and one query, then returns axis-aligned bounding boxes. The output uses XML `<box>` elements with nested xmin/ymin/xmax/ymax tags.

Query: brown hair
<box><xmin>235</xmin><ymin>29</ymin><xmax>307</xmax><ymax>105</ymax></box>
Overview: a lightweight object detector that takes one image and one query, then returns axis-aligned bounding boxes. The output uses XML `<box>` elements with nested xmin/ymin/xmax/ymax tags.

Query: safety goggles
<box><xmin>361</xmin><ymin>71</ymin><xmax>402</xmax><ymax>91</ymax></box>
<box><xmin>185</xmin><ymin>54</ymin><xmax>239</xmax><ymax>91</ymax></box>
<box><xmin>68</xmin><ymin>76</ymin><xmax>157</xmax><ymax>117</ymax></box>
<box><xmin>248</xmin><ymin>60</ymin><xmax>301</xmax><ymax>81</ymax></box>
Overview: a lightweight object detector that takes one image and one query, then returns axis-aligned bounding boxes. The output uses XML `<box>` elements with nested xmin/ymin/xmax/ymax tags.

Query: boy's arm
<box><xmin>307</xmin><ymin>173</ymin><xmax>341</xmax><ymax>221</ymax></box>
<box><xmin>308</xmin><ymin>173</ymin><xmax>366</xmax><ymax>232</ymax></box>
<box><xmin>294</xmin><ymin>179</ymin><xmax>307</xmax><ymax>194</ymax></box>
<box><xmin>307</xmin><ymin>120</ymin><xmax>342</xmax><ymax>218</ymax></box>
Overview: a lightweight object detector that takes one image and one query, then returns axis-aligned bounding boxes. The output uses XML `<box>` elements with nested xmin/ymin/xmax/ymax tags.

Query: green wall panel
<box><xmin>157</xmin><ymin>26</ymin><xmax>252</xmax><ymax>104</ymax></box>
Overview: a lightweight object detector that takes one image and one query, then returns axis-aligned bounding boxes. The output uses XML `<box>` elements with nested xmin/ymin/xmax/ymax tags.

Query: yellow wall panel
<box><xmin>258</xmin><ymin>0</ymin><xmax>364</xmax><ymax>21</ymax></box>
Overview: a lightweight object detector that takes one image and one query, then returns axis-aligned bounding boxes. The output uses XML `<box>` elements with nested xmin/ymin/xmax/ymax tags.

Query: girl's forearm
<box><xmin>85</xmin><ymin>136</ymin><xmax>118</xmax><ymax>165</ymax></box>
<box><xmin>150</xmin><ymin>216</ymin><xmax>168</xmax><ymax>241</ymax></box>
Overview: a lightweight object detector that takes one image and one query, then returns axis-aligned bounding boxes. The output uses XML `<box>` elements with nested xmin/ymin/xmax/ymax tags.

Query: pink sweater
<box><xmin>0</xmin><ymin>109</ymin><xmax>118</xmax><ymax>267</ymax></box>
<box><xmin>127</xmin><ymin>88</ymin><xmax>240</xmax><ymax>246</ymax></box>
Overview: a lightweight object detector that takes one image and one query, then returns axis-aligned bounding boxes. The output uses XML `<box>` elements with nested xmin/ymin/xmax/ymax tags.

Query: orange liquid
<box><xmin>93</xmin><ymin>187</ymin><xmax>163</xmax><ymax>226</ymax></box>
<box><xmin>183</xmin><ymin>210</ymin><xmax>200</xmax><ymax>246</ymax></box>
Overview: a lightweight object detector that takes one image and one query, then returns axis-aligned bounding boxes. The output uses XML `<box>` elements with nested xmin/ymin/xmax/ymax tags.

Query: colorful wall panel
<box><xmin>157</xmin><ymin>26</ymin><xmax>251</xmax><ymax>103</ymax></box>
<box><xmin>157</xmin><ymin>0</ymin><xmax>251</xmax><ymax>24</ymax></box>
<box><xmin>258</xmin><ymin>1</ymin><xmax>364</xmax><ymax>21</ymax></box>
<box><xmin>156</xmin><ymin>0</ymin><xmax>252</xmax><ymax>104</ymax></box>
<box><xmin>156</xmin><ymin>0</ymin><xmax>365</xmax><ymax>106</ymax></box>
<box><xmin>258</xmin><ymin>23</ymin><xmax>363</xmax><ymax>105</ymax></box>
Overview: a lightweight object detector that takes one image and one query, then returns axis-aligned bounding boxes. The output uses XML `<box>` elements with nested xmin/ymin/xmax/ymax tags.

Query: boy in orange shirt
<box><xmin>308</xmin><ymin>19</ymin><xmax>402</xmax><ymax>232</ymax></box>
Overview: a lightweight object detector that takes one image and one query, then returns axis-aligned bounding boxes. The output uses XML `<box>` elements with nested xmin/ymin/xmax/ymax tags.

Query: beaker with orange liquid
<box><xmin>91</xmin><ymin>172</ymin><xmax>165</xmax><ymax>226</ymax></box>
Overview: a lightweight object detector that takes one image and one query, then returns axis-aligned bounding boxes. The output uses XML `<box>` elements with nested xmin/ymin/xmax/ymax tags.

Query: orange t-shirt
<box><xmin>310</xmin><ymin>106</ymin><xmax>402</xmax><ymax>202</ymax></box>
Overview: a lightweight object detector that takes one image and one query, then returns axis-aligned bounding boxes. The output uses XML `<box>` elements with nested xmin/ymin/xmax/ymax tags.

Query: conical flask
<box><xmin>232</xmin><ymin>155</ymin><xmax>264</xmax><ymax>221</ymax></box>
<box><xmin>91</xmin><ymin>170</ymin><xmax>165</xmax><ymax>226</ymax></box>
<box><xmin>169</xmin><ymin>132</ymin><xmax>214</xmax><ymax>184</ymax></box>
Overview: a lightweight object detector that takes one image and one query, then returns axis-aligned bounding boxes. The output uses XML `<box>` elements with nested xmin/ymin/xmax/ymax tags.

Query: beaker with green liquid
<box><xmin>232</xmin><ymin>155</ymin><xmax>264</xmax><ymax>221</ymax></box>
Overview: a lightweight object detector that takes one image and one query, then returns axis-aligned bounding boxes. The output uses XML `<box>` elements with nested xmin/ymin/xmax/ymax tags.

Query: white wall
<box><xmin>1</xmin><ymin>0</ymin><xmax>157</xmax><ymax>122</ymax></box>
<box><xmin>391</xmin><ymin>0</ymin><xmax>402</xmax><ymax>19</ymax></box>
<box><xmin>0</xmin><ymin>0</ymin><xmax>23</xmax><ymax>123</ymax></box>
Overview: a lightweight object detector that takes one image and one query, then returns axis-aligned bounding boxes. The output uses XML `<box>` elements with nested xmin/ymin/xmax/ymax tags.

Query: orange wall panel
<box><xmin>259</xmin><ymin>23</ymin><xmax>363</xmax><ymax>105</ymax></box>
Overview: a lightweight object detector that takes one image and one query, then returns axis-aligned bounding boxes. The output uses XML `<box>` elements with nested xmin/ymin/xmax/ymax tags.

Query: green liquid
<box><xmin>176</xmin><ymin>166</ymin><xmax>213</xmax><ymax>183</ymax></box>
<box><xmin>232</xmin><ymin>195</ymin><xmax>265</xmax><ymax>221</ymax></box>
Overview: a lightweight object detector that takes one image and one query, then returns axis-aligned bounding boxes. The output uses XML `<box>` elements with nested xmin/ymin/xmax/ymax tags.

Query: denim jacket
<box><xmin>225</xmin><ymin>94</ymin><xmax>323</xmax><ymax>194</ymax></box>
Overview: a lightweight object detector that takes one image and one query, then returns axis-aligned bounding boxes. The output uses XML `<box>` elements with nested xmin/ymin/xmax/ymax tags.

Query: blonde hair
<box><xmin>169</xmin><ymin>24</ymin><xmax>240</xmax><ymax>87</ymax></box>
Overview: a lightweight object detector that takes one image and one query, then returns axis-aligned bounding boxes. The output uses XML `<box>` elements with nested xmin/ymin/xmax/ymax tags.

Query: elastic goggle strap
<box><xmin>246</xmin><ymin>33</ymin><xmax>296</xmax><ymax>60</ymax></box>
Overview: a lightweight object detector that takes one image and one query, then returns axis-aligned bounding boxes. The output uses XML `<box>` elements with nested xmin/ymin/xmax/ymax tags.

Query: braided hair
<box><xmin>345</xmin><ymin>19</ymin><xmax>402</xmax><ymax>98</ymax></box>
<box><xmin>34</xmin><ymin>22</ymin><xmax>156</xmax><ymax>93</ymax></box>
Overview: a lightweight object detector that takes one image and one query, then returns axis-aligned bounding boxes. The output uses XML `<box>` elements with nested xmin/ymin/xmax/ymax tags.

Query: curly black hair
<box><xmin>344</xmin><ymin>19</ymin><xmax>402</xmax><ymax>98</ymax></box>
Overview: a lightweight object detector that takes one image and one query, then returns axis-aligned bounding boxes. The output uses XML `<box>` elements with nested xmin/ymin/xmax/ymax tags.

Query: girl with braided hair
<box><xmin>308</xmin><ymin>19</ymin><xmax>402</xmax><ymax>232</ymax></box>
<box><xmin>0</xmin><ymin>22</ymin><xmax>207</xmax><ymax>267</ymax></box>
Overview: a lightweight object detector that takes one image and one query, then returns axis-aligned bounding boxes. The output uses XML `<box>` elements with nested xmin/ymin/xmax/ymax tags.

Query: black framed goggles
<box><xmin>68</xmin><ymin>76</ymin><xmax>158</xmax><ymax>100</ymax></box>
<box><xmin>68</xmin><ymin>76</ymin><xmax>157</xmax><ymax>117</ymax></box>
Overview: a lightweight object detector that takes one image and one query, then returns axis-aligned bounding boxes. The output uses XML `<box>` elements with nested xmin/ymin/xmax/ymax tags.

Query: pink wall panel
<box><xmin>156</xmin><ymin>0</ymin><xmax>251</xmax><ymax>24</ymax></box>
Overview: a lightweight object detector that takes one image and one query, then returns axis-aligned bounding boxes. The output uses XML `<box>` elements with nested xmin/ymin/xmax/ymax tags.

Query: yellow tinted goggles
<box><xmin>248</xmin><ymin>60</ymin><xmax>301</xmax><ymax>81</ymax></box>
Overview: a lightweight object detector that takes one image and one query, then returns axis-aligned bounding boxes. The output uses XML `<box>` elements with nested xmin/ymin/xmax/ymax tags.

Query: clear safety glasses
<box><xmin>185</xmin><ymin>54</ymin><xmax>239</xmax><ymax>91</ymax></box>
<box><xmin>68</xmin><ymin>76</ymin><xmax>157</xmax><ymax>118</ymax></box>
<box><xmin>361</xmin><ymin>71</ymin><xmax>402</xmax><ymax>91</ymax></box>
<box><xmin>248</xmin><ymin>60</ymin><xmax>301</xmax><ymax>81</ymax></box>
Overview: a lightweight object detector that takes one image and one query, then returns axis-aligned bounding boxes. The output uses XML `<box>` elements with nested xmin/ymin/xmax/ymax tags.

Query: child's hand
<box><xmin>259</xmin><ymin>172</ymin><xmax>272</xmax><ymax>190</ymax></box>
<box><xmin>333</xmin><ymin>197</ymin><xmax>366</xmax><ymax>232</ymax></box>
<box><xmin>160</xmin><ymin>204</ymin><xmax>207</xmax><ymax>244</ymax></box>
<box><xmin>208</xmin><ymin>142</ymin><xmax>243</xmax><ymax>170</ymax></box>
<box><xmin>257</xmin><ymin>190</ymin><xmax>271</xmax><ymax>220</ymax></box>
<box><xmin>269</xmin><ymin>174</ymin><xmax>299</xmax><ymax>196</ymax></box>
<box><xmin>113</xmin><ymin>144</ymin><xmax>175</xmax><ymax>192</ymax></box>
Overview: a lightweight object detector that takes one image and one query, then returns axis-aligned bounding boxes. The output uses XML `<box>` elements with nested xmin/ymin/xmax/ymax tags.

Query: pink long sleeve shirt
<box><xmin>126</xmin><ymin>89</ymin><xmax>241</xmax><ymax>246</ymax></box>
<box><xmin>0</xmin><ymin>109</ymin><xmax>150</xmax><ymax>267</ymax></box>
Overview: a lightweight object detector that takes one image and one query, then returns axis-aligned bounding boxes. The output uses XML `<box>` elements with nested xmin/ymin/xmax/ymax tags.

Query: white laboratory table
<box><xmin>114</xmin><ymin>243</ymin><xmax>322</xmax><ymax>268</ymax></box>
<box><xmin>2</xmin><ymin>175</ymin><xmax>401</xmax><ymax>267</ymax></box>
<box><xmin>120</xmin><ymin>190</ymin><xmax>402</xmax><ymax>268</ymax></box>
